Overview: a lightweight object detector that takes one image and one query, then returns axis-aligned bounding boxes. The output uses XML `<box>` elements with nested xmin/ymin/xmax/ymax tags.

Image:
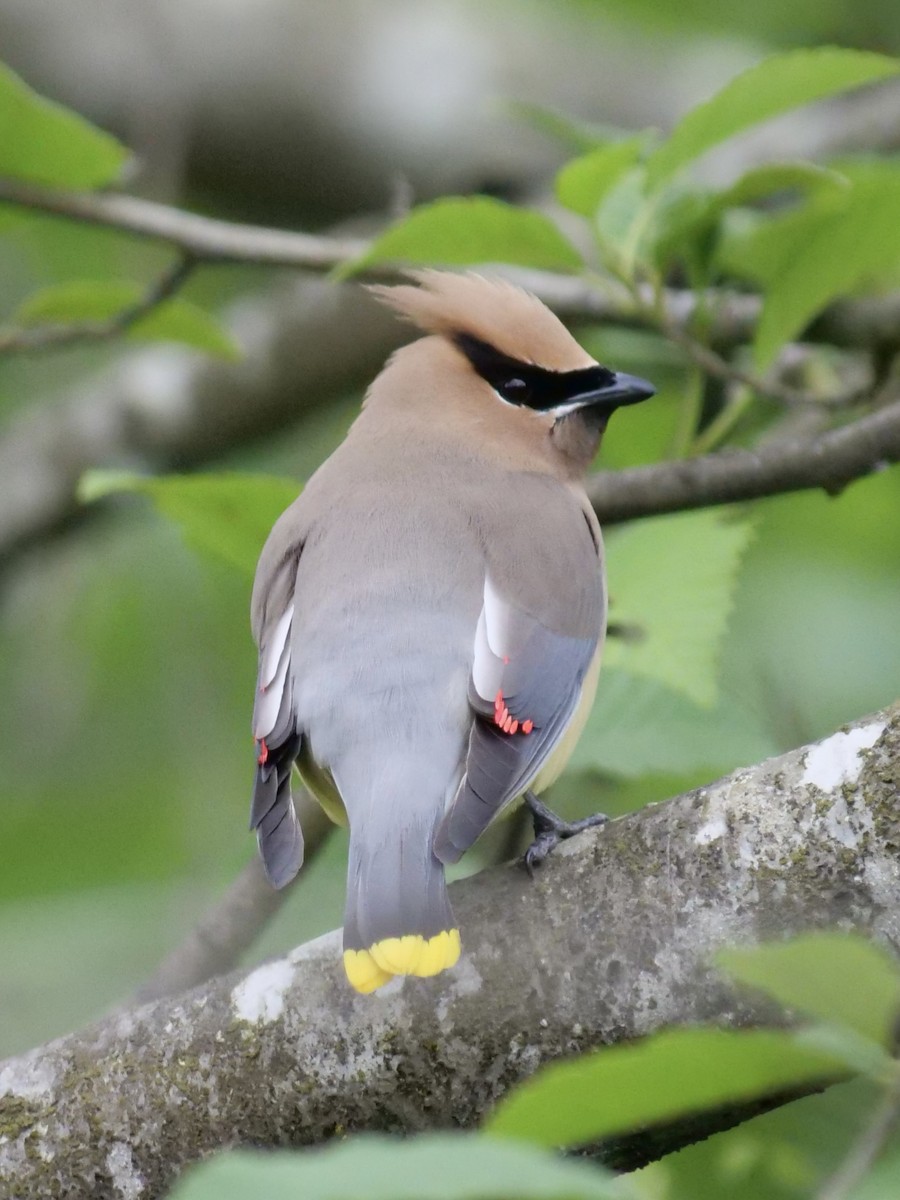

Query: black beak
<box><xmin>570</xmin><ymin>371</ymin><xmax>656</xmax><ymax>414</ymax></box>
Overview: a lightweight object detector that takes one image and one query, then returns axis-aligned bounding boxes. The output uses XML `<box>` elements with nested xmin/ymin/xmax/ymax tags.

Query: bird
<box><xmin>248</xmin><ymin>270</ymin><xmax>654</xmax><ymax>994</ymax></box>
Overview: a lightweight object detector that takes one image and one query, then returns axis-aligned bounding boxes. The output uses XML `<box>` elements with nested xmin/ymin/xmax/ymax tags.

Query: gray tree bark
<box><xmin>1</xmin><ymin>706</ymin><xmax>897</xmax><ymax>1200</ymax></box>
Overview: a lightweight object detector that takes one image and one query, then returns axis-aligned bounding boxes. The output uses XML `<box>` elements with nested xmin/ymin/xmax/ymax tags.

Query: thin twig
<box><xmin>659</xmin><ymin>312</ymin><xmax>864</xmax><ymax>409</ymax></box>
<box><xmin>0</xmin><ymin>178</ymin><xmax>870</xmax><ymax>412</ymax></box>
<box><xmin>0</xmin><ymin>178</ymin><xmax>369</xmax><ymax>269</ymax></box>
<box><xmin>0</xmin><ymin>253</ymin><xmax>197</xmax><ymax>355</ymax></box>
<box><xmin>1</xmin><ymin>178</ymin><xmax>900</xmax><ymax>354</ymax></box>
<box><xmin>136</xmin><ymin>784</ymin><xmax>334</xmax><ymax>1003</ymax></box>
<box><xmin>0</xmin><ymin>180</ymin><xmax>897</xmax><ymax>564</ymax></box>
<box><xmin>622</xmin><ymin>268</ymin><xmax>867</xmax><ymax>411</ymax></box>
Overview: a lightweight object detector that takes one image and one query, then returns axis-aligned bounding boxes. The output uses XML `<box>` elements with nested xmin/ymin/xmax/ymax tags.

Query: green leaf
<box><xmin>645</xmin><ymin>163</ymin><xmax>845</xmax><ymax>280</ymax></box>
<box><xmin>555</xmin><ymin>138</ymin><xmax>649</xmax><ymax>217</ymax></box>
<box><xmin>602</xmin><ymin>510</ymin><xmax>755</xmax><ymax>707</ymax></box>
<box><xmin>745</xmin><ymin>171</ymin><xmax>900</xmax><ymax>367</ymax></box>
<box><xmin>78</xmin><ymin>471</ymin><xmax>299</xmax><ymax>574</ymax></box>
<box><xmin>0</xmin><ymin>61</ymin><xmax>128</xmax><ymax>187</ymax></box>
<box><xmin>791</xmin><ymin>1024</ymin><xmax>891</xmax><ymax>1080</ymax></box>
<box><xmin>593</xmin><ymin>168</ymin><xmax>649</xmax><ymax>251</ymax></box>
<box><xmin>648</xmin><ymin>163</ymin><xmax>844</xmax><ymax>282</ymax></box>
<box><xmin>568</xmin><ymin>669</ymin><xmax>778</xmax><ymax>779</ymax></box>
<box><xmin>647</xmin><ymin>48</ymin><xmax>900</xmax><ymax>187</ymax></box>
<box><xmin>168</xmin><ymin>1135</ymin><xmax>629</xmax><ymax>1200</ymax></box>
<box><xmin>641</xmin><ymin>182</ymin><xmax>717</xmax><ymax>278</ymax></box>
<box><xmin>16</xmin><ymin>281</ymin><xmax>241</xmax><ymax>360</ymax></box>
<box><xmin>718</xmin><ymin>935</ymin><xmax>900</xmax><ymax>1050</ymax></box>
<box><xmin>486</xmin><ymin>1028</ymin><xmax>844</xmax><ymax>1148</ymax></box>
<box><xmin>633</xmin><ymin>1077</ymin><xmax>883</xmax><ymax>1200</ymax></box>
<box><xmin>716</xmin><ymin>161</ymin><xmax>848</xmax><ymax>210</ymax></box>
<box><xmin>343</xmin><ymin>197</ymin><xmax>584</xmax><ymax>277</ymax></box>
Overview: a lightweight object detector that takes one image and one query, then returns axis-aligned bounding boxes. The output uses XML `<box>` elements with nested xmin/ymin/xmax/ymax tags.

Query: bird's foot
<box><xmin>522</xmin><ymin>791</ymin><xmax>608</xmax><ymax>877</ymax></box>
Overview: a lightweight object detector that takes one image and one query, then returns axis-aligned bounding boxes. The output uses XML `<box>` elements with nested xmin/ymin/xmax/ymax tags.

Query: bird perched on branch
<box><xmin>249</xmin><ymin>270</ymin><xmax>654</xmax><ymax>993</ymax></box>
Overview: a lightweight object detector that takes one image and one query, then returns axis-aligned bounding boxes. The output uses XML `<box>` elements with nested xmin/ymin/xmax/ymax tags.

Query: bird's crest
<box><xmin>369</xmin><ymin>270</ymin><xmax>595</xmax><ymax>372</ymax></box>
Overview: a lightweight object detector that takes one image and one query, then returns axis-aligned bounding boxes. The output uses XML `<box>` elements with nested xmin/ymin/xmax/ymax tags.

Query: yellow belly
<box><xmin>530</xmin><ymin>640</ymin><xmax>603</xmax><ymax>795</ymax></box>
<box><xmin>295</xmin><ymin>744</ymin><xmax>347</xmax><ymax>827</ymax></box>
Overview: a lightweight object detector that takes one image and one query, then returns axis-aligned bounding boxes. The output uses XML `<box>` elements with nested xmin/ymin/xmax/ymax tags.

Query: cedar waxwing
<box><xmin>249</xmin><ymin>270</ymin><xmax>654</xmax><ymax>994</ymax></box>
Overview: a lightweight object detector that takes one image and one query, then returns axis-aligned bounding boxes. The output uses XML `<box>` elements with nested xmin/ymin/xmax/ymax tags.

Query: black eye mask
<box><xmin>454</xmin><ymin>333</ymin><xmax>654</xmax><ymax>414</ymax></box>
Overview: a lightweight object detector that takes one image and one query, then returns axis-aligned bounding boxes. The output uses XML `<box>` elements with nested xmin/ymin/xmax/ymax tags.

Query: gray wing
<box><xmin>434</xmin><ymin>568</ymin><xmax>602</xmax><ymax>864</ymax></box>
<box><xmin>249</xmin><ymin>509</ymin><xmax>305</xmax><ymax>888</ymax></box>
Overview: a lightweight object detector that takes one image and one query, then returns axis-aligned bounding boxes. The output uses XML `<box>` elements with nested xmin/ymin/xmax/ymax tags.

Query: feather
<box><xmin>368</xmin><ymin>270</ymin><xmax>596</xmax><ymax>372</ymax></box>
<box><xmin>435</xmin><ymin>569</ymin><xmax>601</xmax><ymax>865</ymax></box>
<box><xmin>259</xmin><ymin>605</ymin><xmax>293</xmax><ymax>688</ymax></box>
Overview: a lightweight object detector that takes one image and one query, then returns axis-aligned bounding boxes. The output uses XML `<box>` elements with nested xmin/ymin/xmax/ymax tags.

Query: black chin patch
<box><xmin>454</xmin><ymin>333</ymin><xmax>615</xmax><ymax>412</ymax></box>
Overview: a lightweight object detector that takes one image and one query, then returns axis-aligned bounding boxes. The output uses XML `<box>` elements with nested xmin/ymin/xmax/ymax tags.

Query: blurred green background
<box><xmin>1</xmin><ymin>0</ymin><xmax>899</xmax><ymax>1065</ymax></box>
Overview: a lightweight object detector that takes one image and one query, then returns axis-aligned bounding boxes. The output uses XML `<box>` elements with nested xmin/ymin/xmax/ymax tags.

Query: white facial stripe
<box><xmin>546</xmin><ymin>399</ymin><xmax>588</xmax><ymax>419</ymax></box>
<box><xmin>490</xmin><ymin>389</ymin><xmax>597</xmax><ymax>420</ymax></box>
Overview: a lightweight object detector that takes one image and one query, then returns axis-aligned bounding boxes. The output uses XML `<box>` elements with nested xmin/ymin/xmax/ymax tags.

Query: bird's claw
<box><xmin>521</xmin><ymin>791</ymin><xmax>609</xmax><ymax>877</ymax></box>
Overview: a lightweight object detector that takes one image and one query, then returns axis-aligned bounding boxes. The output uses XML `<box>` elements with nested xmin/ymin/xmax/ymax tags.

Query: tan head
<box><xmin>365</xmin><ymin>270</ymin><xmax>655</xmax><ymax>476</ymax></box>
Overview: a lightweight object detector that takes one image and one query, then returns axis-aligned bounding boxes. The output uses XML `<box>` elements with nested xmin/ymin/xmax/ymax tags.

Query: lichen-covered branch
<box><xmin>1</xmin><ymin>707</ymin><xmax>897</xmax><ymax>1200</ymax></box>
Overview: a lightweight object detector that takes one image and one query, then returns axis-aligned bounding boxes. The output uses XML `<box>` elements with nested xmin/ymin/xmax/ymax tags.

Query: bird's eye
<box><xmin>501</xmin><ymin>378</ymin><xmax>529</xmax><ymax>403</ymax></box>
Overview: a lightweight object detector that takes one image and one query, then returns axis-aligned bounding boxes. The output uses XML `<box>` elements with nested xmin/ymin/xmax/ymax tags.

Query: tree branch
<box><xmin>0</xmin><ymin>178</ymin><xmax>370</xmax><ymax>269</ymax></box>
<box><xmin>589</xmin><ymin>397</ymin><xmax>900</xmax><ymax>523</ymax></box>
<box><xmin>1</xmin><ymin>706</ymin><xmax>897</xmax><ymax>1200</ymax></box>
<box><xmin>0</xmin><ymin>254</ymin><xmax>197</xmax><ymax>355</ymax></box>
<box><xmin>0</xmin><ymin>275</ymin><xmax>405</xmax><ymax>569</ymax></box>
<box><xmin>1</xmin><ymin>284</ymin><xmax>897</xmax><ymax>570</ymax></box>
<box><xmin>1</xmin><ymin>181</ymin><xmax>899</xmax><ymax>567</ymax></box>
<box><xmin>1</xmin><ymin>178</ymin><xmax>900</xmax><ymax>351</ymax></box>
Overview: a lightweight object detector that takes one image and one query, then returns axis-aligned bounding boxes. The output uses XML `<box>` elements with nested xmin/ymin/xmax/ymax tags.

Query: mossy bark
<box><xmin>1</xmin><ymin>706</ymin><xmax>897</xmax><ymax>1199</ymax></box>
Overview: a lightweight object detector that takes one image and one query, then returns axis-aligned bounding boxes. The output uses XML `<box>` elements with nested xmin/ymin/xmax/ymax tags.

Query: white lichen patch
<box><xmin>801</xmin><ymin>720</ymin><xmax>887</xmax><ymax>792</ymax></box>
<box><xmin>28</xmin><ymin>1122</ymin><xmax>54</xmax><ymax>1162</ymax></box>
<box><xmin>694</xmin><ymin>814</ymin><xmax>728</xmax><ymax>846</ymax></box>
<box><xmin>0</xmin><ymin>1055</ymin><xmax>57</xmax><ymax>1102</ymax></box>
<box><xmin>436</xmin><ymin>954</ymin><xmax>483</xmax><ymax>1023</ymax></box>
<box><xmin>824</xmin><ymin>794</ymin><xmax>866</xmax><ymax>849</ymax></box>
<box><xmin>231</xmin><ymin>958</ymin><xmax>295</xmax><ymax>1024</ymax></box>
<box><xmin>106</xmin><ymin>1141</ymin><xmax>145</xmax><ymax>1200</ymax></box>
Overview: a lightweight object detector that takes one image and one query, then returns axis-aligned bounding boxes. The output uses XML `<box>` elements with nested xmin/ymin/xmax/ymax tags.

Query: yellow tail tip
<box><xmin>343</xmin><ymin>947</ymin><xmax>393</xmax><ymax>994</ymax></box>
<box><xmin>343</xmin><ymin>929</ymin><xmax>461</xmax><ymax>993</ymax></box>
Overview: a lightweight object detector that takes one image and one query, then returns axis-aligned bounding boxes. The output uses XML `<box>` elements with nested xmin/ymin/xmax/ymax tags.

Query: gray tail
<box><xmin>250</xmin><ymin>731</ymin><xmax>303</xmax><ymax>888</ymax></box>
<box><xmin>334</xmin><ymin>752</ymin><xmax>460</xmax><ymax>987</ymax></box>
<box><xmin>343</xmin><ymin>821</ymin><xmax>455</xmax><ymax>955</ymax></box>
